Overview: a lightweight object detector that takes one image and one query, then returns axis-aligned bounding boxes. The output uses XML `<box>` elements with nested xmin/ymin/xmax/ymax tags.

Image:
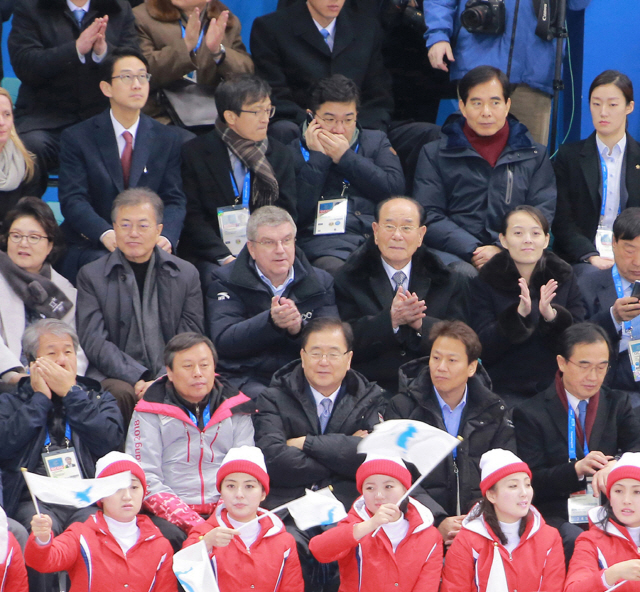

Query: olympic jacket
<box><xmin>565</xmin><ymin>506</ymin><xmax>640</xmax><ymax>592</ymax></box>
<box><xmin>440</xmin><ymin>505</ymin><xmax>565</xmax><ymax>592</ymax></box>
<box><xmin>184</xmin><ymin>503</ymin><xmax>304</xmax><ymax>592</ymax></box>
<box><xmin>125</xmin><ymin>376</ymin><xmax>254</xmax><ymax>533</ymax></box>
<box><xmin>308</xmin><ymin>496</ymin><xmax>443</xmax><ymax>592</ymax></box>
<box><xmin>0</xmin><ymin>532</ymin><xmax>28</xmax><ymax>592</ymax></box>
<box><xmin>24</xmin><ymin>511</ymin><xmax>176</xmax><ymax>592</ymax></box>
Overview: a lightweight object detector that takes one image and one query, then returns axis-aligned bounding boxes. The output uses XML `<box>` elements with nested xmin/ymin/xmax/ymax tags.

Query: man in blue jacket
<box><xmin>425</xmin><ymin>0</ymin><xmax>591</xmax><ymax>145</ymax></box>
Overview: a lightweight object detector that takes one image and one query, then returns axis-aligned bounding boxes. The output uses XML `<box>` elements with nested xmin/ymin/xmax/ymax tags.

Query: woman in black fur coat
<box><xmin>469</xmin><ymin>205</ymin><xmax>586</xmax><ymax>404</ymax></box>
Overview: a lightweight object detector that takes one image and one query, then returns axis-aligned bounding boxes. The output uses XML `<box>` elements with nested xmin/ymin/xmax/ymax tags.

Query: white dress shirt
<box><xmin>110</xmin><ymin>110</ymin><xmax>141</xmax><ymax>157</ymax></box>
<box><xmin>596</xmin><ymin>133</ymin><xmax>627</xmax><ymax>230</ymax></box>
<box><xmin>310</xmin><ymin>385</ymin><xmax>341</xmax><ymax>420</ymax></box>
<box><xmin>312</xmin><ymin>18</ymin><xmax>337</xmax><ymax>51</ymax></box>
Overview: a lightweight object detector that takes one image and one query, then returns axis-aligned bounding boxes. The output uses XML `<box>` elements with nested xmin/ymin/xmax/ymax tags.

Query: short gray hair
<box><xmin>246</xmin><ymin>206</ymin><xmax>296</xmax><ymax>242</ymax></box>
<box><xmin>22</xmin><ymin>319</ymin><xmax>79</xmax><ymax>362</ymax></box>
<box><xmin>111</xmin><ymin>187</ymin><xmax>164</xmax><ymax>224</ymax></box>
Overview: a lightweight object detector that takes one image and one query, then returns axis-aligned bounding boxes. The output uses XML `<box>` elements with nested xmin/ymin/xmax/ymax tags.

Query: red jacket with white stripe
<box><xmin>308</xmin><ymin>496</ymin><xmax>443</xmax><ymax>592</ymax></box>
<box><xmin>24</xmin><ymin>512</ymin><xmax>176</xmax><ymax>592</ymax></box>
<box><xmin>565</xmin><ymin>506</ymin><xmax>640</xmax><ymax>591</ymax></box>
<box><xmin>184</xmin><ymin>503</ymin><xmax>304</xmax><ymax>592</ymax></box>
<box><xmin>440</xmin><ymin>505</ymin><xmax>565</xmax><ymax>592</ymax></box>
<box><xmin>0</xmin><ymin>533</ymin><xmax>27</xmax><ymax>592</ymax></box>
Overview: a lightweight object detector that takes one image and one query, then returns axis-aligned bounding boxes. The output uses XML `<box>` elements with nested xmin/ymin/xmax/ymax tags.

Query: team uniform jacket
<box><xmin>125</xmin><ymin>376</ymin><xmax>254</xmax><ymax>533</ymax></box>
<box><xmin>309</xmin><ymin>496</ymin><xmax>443</xmax><ymax>592</ymax></box>
<box><xmin>24</xmin><ymin>511</ymin><xmax>176</xmax><ymax>592</ymax></box>
<box><xmin>185</xmin><ymin>503</ymin><xmax>304</xmax><ymax>592</ymax></box>
<box><xmin>566</xmin><ymin>506</ymin><xmax>640</xmax><ymax>592</ymax></box>
<box><xmin>0</xmin><ymin>533</ymin><xmax>28</xmax><ymax>592</ymax></box>
<box><xmin>440</xmin><ymin>505</ymin><xmax>565</xmax><ymax>592</ymax></box>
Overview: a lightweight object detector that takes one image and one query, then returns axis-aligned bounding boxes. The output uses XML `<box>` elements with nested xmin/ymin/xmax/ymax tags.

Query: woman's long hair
<box><xmin>470</xmin><ymin>493</ymin><xmax>530</xmax><ymax>545</ymax></box>
<box><xmin>0</xmin><ymin>87</ymin><xmax>35</xmax><ymax>183</ymax></box>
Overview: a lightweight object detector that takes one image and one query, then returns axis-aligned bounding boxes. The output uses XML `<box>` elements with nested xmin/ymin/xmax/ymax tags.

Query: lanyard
<box><xmin>44</xmin><ymin>421</ymin><xmax>72</xmax><ymax>448</ymax></box>
<box><xmin>229</xmin><ymin>171</ymin><xmax>252</xmax><ymax>208</ymax></box>
<box><xmin>180</xmin><ymin>22</ymin><xmax>205</xmax><ymax>53</ymax></box>
<box><xmin>187</xmin><ymin>403</ymin><xmax>211</xmax><ymax>428</ymax></box>
<box><xmin>568</xmin><ymin>405</ymin><xmax>589</xmax><ymax>460</ymax></box>
<box><xmin>612</xmin><ymin>264</ymin><xmax>633</xmax><ymax>335</ymax></box>
<box><xmin>599</xmin><ymin>153</ymin><xmax>620</xmax><ymax>219</ymax></box>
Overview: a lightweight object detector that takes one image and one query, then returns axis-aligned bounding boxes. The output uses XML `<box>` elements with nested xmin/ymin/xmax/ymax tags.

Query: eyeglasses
<box><xmin>249</xmin><ymin>237</ymin><xmax>295</xmax><ymax>250</ymax></box>
<box><xmin>379</xmin><ymin>224</ymin><xmax>419</xmax><ymax>235</ymax></box>
<box><xmin>240</xmin><ymin>105</ymin><xmax>276</xmax><ymax>118</ymax></box>
<box><xmin>303</xmin><ymin>350</ymin><xmax>350</xmax><ymax>362</ymax></box>
<box><xmin>115</xmin><ymin>222</ymin><xmax>155</xmax><ymax>233</ymax></box>
<box><xmin>111</xmin><ymin>73</ymin><xmax>152</xmax><ymax>85</ymax></box>
<box><xmin>566</xmin><ymin>359</ymin><xmax>610</xmax><ymax>374</ymax></box>
<box><xmin>8</xmin><ymin>232</ymin><xmax>49</xmax><ymax>245</ymax></box>
<box><xmin>315</xmin><ymin>114</ymin><xmax>356</xmax><ymax>126</ymax></box>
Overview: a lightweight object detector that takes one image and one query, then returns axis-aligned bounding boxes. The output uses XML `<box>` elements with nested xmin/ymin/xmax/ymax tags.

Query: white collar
<box><xmin>596</xmin><ymin>133</ymin><xmax>627</xmax><ymax>159</ymax></box>
<box><xmin>310</xmin><ymin>384</ymin><xmax>341</xmax><ymax>409</ymax></box>
<box><xmin>380</xmin><ymin>258</ymin><xmax>412</xmax><ymax>288</ymax></box>
<box><xmin>565</xmin><ymin>389</ymin><xmax>591</xmax><ymax>415</ymax></box>
<box><xmin>312</xmin><ymin>17</ymin><xmax>337</xmax><ymax>38</ymax></box>
<box><xmin>110</xmin><ymin>109</ymin><xmax>141</xmax><ymax>142</ymax></box>
<box><xmin>67</xmin><ymin>0</ymin><xmax>89</xmax><ymax>11</ymax></box>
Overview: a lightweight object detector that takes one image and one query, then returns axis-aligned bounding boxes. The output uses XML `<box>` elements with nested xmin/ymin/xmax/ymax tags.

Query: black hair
<box><xmin>458</xmin><ymin>65</ymin><xmax>511</xmax><ymax>104</ymax></box>
<box><xmin>429</xmin><ymin>320</ymin><xmax>482</xmax><ymax>363</ymax></box>
<box><xmin>215</xmin><ymin>74</ymin><xmax>271</xmax><ymax>124</ymax></box>
<box><xmin>300</xmin><ymin>317</ymin><xmax>354</xmax><ymax>352</ymax></box>
<box><xmin>469</xmin><ymin>494</ymin><xmax>529</xmax><ymax>545</ymax></box>
<box><xmin>308</xmin><ymin>74</ymin><xmax>360</xmax><ymax>113</ymax></box>
<box><xmin>613</xmin><ymin>208</ymin><xmax>640</xmax><ymax>242</ymax></box>
<box><xmin>501</xmin><ymin>205</ymin><xmax>550</xmax><ymax>236</ymax></box>
<box><xmin>100</xmin><ymin>47</ymin><xmax>149</xmax><ymax>83</ymax></box>
<box><xmin>375</xmin><ymin>196</ymin><xmax>425</xmax><ymax>225</ymax></box>
<box><xmin>557</xmin><ymin>323</ymin><xmax>612</xmax><ymax>361</ymax></box>
<box><xmin>589</xmin><ymin>70</ymin><xmax>634</xmax><ymax>104</ymax></box>
<box><xmin>164</xmin><ymin>333</ymin><xmax>218</xmax><ymax>369</ymax></box>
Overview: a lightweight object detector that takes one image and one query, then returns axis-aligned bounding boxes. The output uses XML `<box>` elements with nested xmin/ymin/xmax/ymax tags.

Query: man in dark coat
<box><xmin>0</xmin><ymin>318</ymin><xmax>123</xmax><ymax>592</ymax></box>
<box><xmin>514</xmin><ymin>323</ymin><xmax>640</xmax><ymax>560</ymax></box>
<box><xmin>207</xmin><ymin>206</ymin><xmax>338</xmax><ymax>399</ymax></box>
<box><xmin>254</xmin><ymin>316</ymin><xmax>386</xmax><ymax>591</ymax></box>
<box><xmin>8</xmin><ymin>0</ymin><xmax>139</xmax><ymax>196</ymax></box>
<box><xmin>386</xmin><ymin>320</ymin><xmax>515</xmax><ymax>547</ymax></box>
<box><xmin>334</xmin><ymin>196</ymin><xmax>467</xmax><ymax>394</ymax></box>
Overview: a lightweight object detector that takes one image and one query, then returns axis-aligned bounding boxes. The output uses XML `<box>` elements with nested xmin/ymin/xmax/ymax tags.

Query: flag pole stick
<box><xmin>20</xmin><ymin>468</ymin><xmax>41</xmax><ymax>516</ymax></box>
<box><xmin>230</xmin><ymin>503</ymin><xmax>290</xmax><ymax>533</ymax></box>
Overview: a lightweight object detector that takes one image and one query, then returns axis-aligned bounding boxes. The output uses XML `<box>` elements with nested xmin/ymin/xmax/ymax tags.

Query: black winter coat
<box><xmin>386</xmin><ymin>358</ymin><xmax>515</xmax><ymax>522</ymax></box>
<box><xmin>470</xmin><ymin>250</ymin><xmax>585</xmax><ymax>398</ymax></box>
<box><xmin>254</xmin><ymin>361</ymin><xmax>386</xmax><ymax>510</ymax></box>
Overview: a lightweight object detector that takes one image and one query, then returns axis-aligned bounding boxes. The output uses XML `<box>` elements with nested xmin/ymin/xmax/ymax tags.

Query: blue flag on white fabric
<box><xmin>357</xmin><ymin>419</ymin><xmax>460</xmax><ymax>475</ymax></box>
<box><xmin>285</xmin><ymin>487</ymin><xmax>347</xmax><ymax>531</ymax></box>
<box><xmin>173</xmin><ymin>540</ymin><xmax>220</xmax><ymax>592</ymax></box>
<box><xmin>22</xmin><ymin>470</ymin><xmax>131</xmax><ymax>508</ymax></box>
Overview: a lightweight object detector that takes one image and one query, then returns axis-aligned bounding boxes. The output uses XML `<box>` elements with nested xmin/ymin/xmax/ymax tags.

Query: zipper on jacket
<box><xmin>505</xmin><ymin>166</ymin><xmax>514</xmax><ymax>205</ymax></box>
<box><xmin>453</xmin><ymin>460</ymin><xmax>461</xmax><ymax>515</ymax></box>
<box><xmin>506</xmin><ymin>0</ymin><xmax>521</xmax><ymax>79</ymax></box>
<box><xmin>199</xmin><ymin>432</ymin><xmax>206</xmax><ymax>505</ymax></box>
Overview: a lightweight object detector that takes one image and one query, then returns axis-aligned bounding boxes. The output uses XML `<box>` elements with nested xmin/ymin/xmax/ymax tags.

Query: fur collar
<box><xmin>478</xmin><ymin>249</ymin><xmax>573</xmax><ymax>293</ymax></box>
<box><xmin>144</xmin><ymin>0</ymin><xmax>227</xmax><ymax>23</ymax></box>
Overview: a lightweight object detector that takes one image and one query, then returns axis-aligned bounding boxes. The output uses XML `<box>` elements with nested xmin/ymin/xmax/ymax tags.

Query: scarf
<box><xmin>0</xmin><ymin>251</ymin><xmax>72</xmax><ymax>319</ymax></box>
<box><xmin>463</xmin><ymin>120</ymin><xmax>510</xmax><ymax>168</ymax></box>
<box><xmin>215</xmin><ymin>118</ymin><xmax>279</xmax><ymax>208</ymax></box>
<box><xmin>554</xmin><ymin>370</ymin><xmax>599</xmax><ymax>446</ymax></box>
<box><xmin>0</xmin><ymin>139</ymin><xmax>25</xmax><ymax>192</ymax></box>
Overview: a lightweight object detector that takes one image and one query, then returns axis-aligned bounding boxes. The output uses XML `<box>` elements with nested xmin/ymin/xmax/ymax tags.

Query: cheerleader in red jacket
<box><xmin>25</xmin><ymin>452</ymin><xmax>177</xmax><ymax>592</ymax></box>
<box><xmin>308</xmin><ymin>455</ymin><xmax>443</xmax><ymax>592</ymax></box>
<box><xmin>0</xmin><ymin>507</ymin><xmax>27</xmax><ymax>592</ymax></box>
<box><xmin>566</xmin><ymin>452</ymin><xmax>640</xmax><ymax>591</ymax></box>
<box><xmin>441</xmin><ymin>449</ymin><xmax>566</xmax><ymax>592</ymax></box>
<box><xmin>184</xmin><ymin>446</ymin><xmax>303</xmax><ymax>592</ymax></box>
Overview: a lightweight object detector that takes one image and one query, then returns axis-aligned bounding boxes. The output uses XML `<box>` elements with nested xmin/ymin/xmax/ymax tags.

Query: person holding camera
<box><xmin>425</xmin><ymin>0</ymin><xmax>591</xmax><ymax>145</ymax></box>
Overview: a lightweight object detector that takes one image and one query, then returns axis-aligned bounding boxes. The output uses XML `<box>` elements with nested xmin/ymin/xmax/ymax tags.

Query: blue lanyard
<box><xmin>299</xmin><ymin>142</ymin><xmax>359</xmax><ymax>163</ymax></box>
<box><xmin>229</xmin><ymin>171</ymin><xmax>252</xmax><ymax>208</ymax></box>
<box><xmin>599</xmin><ymin>153</ymin><xmax>620</xmax><ymax>219</ymax></box>
<box><xmin>44</xmin><ymin>422</ymin><xmax>72</xmax><ymax>448</ymax></box>
<box><xmin>612</xmin><ymin>264</ymin><xmax>633</xmax><ymax>335</ymax></box>
<box><xmin>568</xmin><ymin>405</ymin><xmax>589</xmax><ymax>460</ymax></box>
<box><xmin>180</xmin><ymin>22</ymin><xmax>205</xmax><ymax>53</ymax></box>
<box><xmin>187</xmin><ymin>404</ymin><xmax>211</xmax><ymax>427</ymax></box>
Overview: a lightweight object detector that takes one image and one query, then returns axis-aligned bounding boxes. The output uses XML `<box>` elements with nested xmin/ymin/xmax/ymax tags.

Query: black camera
<box><xmin>386</xmin><ymin>0</ymin><xmax>427</xmax><ymax>35</ymax></box>
<box><xmin>461</xmin><ymin>0</ymin><xmax>506</xmax><ymax>35</ymax></box>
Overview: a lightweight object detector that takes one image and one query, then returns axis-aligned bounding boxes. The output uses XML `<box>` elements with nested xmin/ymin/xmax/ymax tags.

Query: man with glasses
<box><xmin>254</xmin><ymin>316</ymin><xmax>386</xmax><ymax>592</ymax></box>
<box><xmin>58</xmin><ymin>48</ymin><xmax>186</xmax><ymax>284</ymax></box>
<box><xmin>334</xmin><ymin>196</ymin><xmax>467</xmax><ymax>394</ymax></box>
<box><xmin>514</xmin><ymin>323</ymin><xmax>640</xmax><ymax>560</ymax></box>
<box><xmin>180</xmin><ymin>74</ymin><xmax>297</xmax><ymax>287</ymax></box>
<box><xmin>76</xmin><ymin>187</ymin><xmax>203</xmax><ymax>426</ymax></box>
<box><xmin>289</xmin><ymin>74</ymin><xmax>404</xmax><ymax>275</ymax></box>
<box><xmin>206</xmin><ymin>206</ymin><xmax>337</xmax><ymax>399</ymax></box>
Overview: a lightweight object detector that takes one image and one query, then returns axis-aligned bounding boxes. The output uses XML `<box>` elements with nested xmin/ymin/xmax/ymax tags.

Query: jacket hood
<box><xmin>479</xmin><ymin>250</ymin><xmax>573</xmax><ymax>293</ymax></box>
<box><xmin>41</xmin><ymin>0</ymin><xmax>123</xmax><ymax>13</ymax></box>
<box><xmin>440</xmin><ymin>113</ymin><xmax>534</xmax><ymax>153</ymax></box>
<box><xmin>462</xmin><ymin>503</ymin><xmax>544</xmax><ymax>543</ymax></box>
<box><xmin>352</xmin><ymin>495</ymin><xmax>434</xmax><ymax>533</ymax></box>
<box><xmin>214</xmin><ymin>502</ymin><xmax>286</xmax><ymax>539</ymax></box>
<box><xmin>144</xmin><ymin>0</ymin><xmax>228</xmax><ymax>22</ymax></box>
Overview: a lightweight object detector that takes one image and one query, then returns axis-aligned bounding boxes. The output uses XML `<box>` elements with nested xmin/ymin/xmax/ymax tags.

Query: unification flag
<box><xmin>286</xmin><ymin>487</ymin><xmax>347</xmax><ymax>531</ymax></box>
<box><xmin>173</xmin><ymin>540</ymin><xmax>220</xmax><ymax>592</ymax></box>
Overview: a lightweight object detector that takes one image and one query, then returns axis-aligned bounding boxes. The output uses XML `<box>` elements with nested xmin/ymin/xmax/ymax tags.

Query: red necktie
<box><xmin>121</xmin><ymin>131</ymin><xmax>133</xmax><ymax>188</ymax></box>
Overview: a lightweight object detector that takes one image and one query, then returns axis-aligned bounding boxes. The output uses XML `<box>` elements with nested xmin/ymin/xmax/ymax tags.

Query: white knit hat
<box><xmin>480</xmin><ymin>449</ymin><xmax>531</xmax><ymax>495</ymax></box>
<box><xmin>356</xmin><ymin>454</ymin><xmax>412</xmax><ymax>493</ymax></box>
<box><xmin>95</xmin><ymin>451</ymin><xmax>147</xmax><ymax>496</ymax></box>
<box><xmin>607</xmin><ymin>452</ymin><xmax>640</xmax><ymax>498</ymax></box>
<box><xmin>216</xmin><ymin>446</ymin><xmax>270</xmax><ymax>495</ymax></box>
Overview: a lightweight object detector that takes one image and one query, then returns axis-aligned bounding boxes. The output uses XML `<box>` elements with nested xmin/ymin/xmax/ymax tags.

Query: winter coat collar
<box><xmin>441</xmin><ymin>113</ymin><xmax>533</xmax><ymax>153</ymax></box>
<box><xmin>214</xmin><ymin>502</ymin><xmax>286</xmax><ymax>540</ymax></box>
<box><xmin>352</xmin><ymin>495</ymin><xmax>434</xmax><ymax>533</ymax></box>
<box><xmin>588</xmin><ymin>505</ymin><xmax>640</xmax><ymax>551</ymax></box>
<box><xmin>101</xmin><ymin>247</ymin><xmax>182</xmax><ymax>278</ymax></box>
<box><xmin>478</xmin><ymin>249</ymin><xmax>573</xmax><ymax>293</ymax></box>
<box><xmin>17</xmin><ymin>374</ymin><xmax>103</xmax><ymax>402</ymax></box>
<box><xmin>41</xmin><ymin>0</ymin><xmax>123</xmax><ymax>14</ymax></box>
<box><xmin>462</xmin><ymin>503</ymin><xmax>544</xmax><ymax>545</ymax></box>
<box><xmin>144</xmin><ymin>0</ymin><xmax>228</xmax><ymax>22</ymax></box>
<box><xmin>89</xmin><ymin>511</ymin><xmax>163</xmax><ymax>553</ymax></box>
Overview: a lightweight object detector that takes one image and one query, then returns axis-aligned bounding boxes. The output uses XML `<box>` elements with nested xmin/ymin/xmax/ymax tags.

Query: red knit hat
<box><xmin>95</xmin><ymin>452</ymin><xmax>147</xmax><ymax>495</ymax></box>
<box><xmin>216</xmin><ymin>446</ymin><xmax>270</xmax><ymax>495</ymax></box>
<box><xmin>480</xmin><ymin>449</ymin><xmax>531</xmax><ymax>495</ymax></box>
<box><xmin>356</xmin><ymin>455</ymin><xmax>412</xmax><ymax>493</ymax></box>
<box><xmin>607</xmin><ymin>453</ymin><xmax>640</xmax><ymax>498</ymax></box>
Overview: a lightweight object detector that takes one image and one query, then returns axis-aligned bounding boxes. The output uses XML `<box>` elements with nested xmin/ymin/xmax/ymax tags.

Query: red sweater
<box><xmin>309</xmin><ymin>497</ymin><xmax>443</xmax><ymax>592</ymax></box>
<box><xmin>24</xmin><ymin>512</ymin><xmax>176</xmax><ymax>592</ymax></box>
<box><xmin>463</xmin><ymin>120</ymin><xmax>510</xmax><ymax>167</ymax></box>
<box><xmin>184</xmin><ymin>504</ymin><xmax>304</xmax><ymax>592</ymax></box>
<box><xmin>566</xmin><ymin>506</ymin><xmax>640</xmax><ymax>591</ymax></box>
<box><xmin>441</xmin><ymin>505</ymin><xmax>565</xmax><ymax>592</ymax></box>
<box><xmin>0</xmin><ymin>533</ymin><xmax>28</xmax><ymax>592</ymax></box>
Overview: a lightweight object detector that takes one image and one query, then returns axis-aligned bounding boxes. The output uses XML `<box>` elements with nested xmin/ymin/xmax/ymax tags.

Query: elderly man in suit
<box><xmin>57</xmin><ymin>47</ymin><xmax>186</xmax><ymax>284</ymax></box>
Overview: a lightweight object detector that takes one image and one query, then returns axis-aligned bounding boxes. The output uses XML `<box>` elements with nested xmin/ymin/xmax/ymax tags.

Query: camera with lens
<box><xmin>386</xmin><ymin>0</ymin><xmax>427</xmax><ymax>35</ymax></box>
<box><xmin>461</xmin><ymin>0</ymin><xmax>506</xmax><ymax>35</ymax></box>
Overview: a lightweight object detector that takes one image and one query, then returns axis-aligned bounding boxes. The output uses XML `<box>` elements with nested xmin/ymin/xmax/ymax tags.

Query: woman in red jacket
<box><xmin>441</xmin><ymin>449</ymin><xmax>566</xmax><ymax>592</ymax></box>
<box><xmin>566</xmin><ymin>452</ymin><xmax>640</xmax><ymax>591</ymax></box>
<box><xmin>0</xmin><ymin>507</ymin><xmax>27</xmax><ymax>592</ymax></box>
<box><xmin>184</xmin><ymin>446</ymin><xmax>303</xmax><ymax>592</ymax></box>
<box><xmin>308</xmin><ymin>455</ymin><xmax>443</xmax><ymax>592</ymax></box>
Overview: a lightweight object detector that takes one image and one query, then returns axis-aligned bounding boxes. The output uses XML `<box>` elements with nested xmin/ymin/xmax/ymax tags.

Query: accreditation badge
<box><xmin>628</xmin><ymin>339</ymin><xmax>640</xmax><ymax>382</ymax></box>
<box><xmin>568</xmin><ymin>477</ymin><xmax>598</xmax><ymax>524</ymax></box>
<box><xmin>217</xmin><ymin>205</ymin><xmax>250</xmax><ymax>256</ymax></box>
<box><xmin>314</xmin><ymin>199</ymin><xmax>347</xmax><ymax>235</ymax></box>
<box><xmin>41</xmin><ymin>448</ymin><xmax>83</xmax><ymax>480</ymax></box>
<box><xmin>595</xmin><ymin>226</ymin><xmax>614</xmax><ymax>260</ymax></box>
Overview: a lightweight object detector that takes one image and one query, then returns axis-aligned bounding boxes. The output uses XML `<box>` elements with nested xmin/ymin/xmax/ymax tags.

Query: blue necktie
<box><xmin>319</xmin><ymin>398</ymin><xmax>332</xmax><ymax>433</ymax></box>
<box><xmin>578</xmin><ymin>399</ymin><xmax>588</xmax><ymax>440</ymax></box>
<box><xmin>73</xmin><ymin>8</ymin><xmax>85</xmax><ymax>25</ymax></box>
<box><xmin>320</xmin><ymin>28</ymin><xmax>332</xmax><ymax>51</ymax></box>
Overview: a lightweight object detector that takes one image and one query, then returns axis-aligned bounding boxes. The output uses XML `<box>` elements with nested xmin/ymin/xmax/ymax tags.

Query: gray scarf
<box><xmin>0</xmin><ymin>140</ymin><xmax>26</xmax><ymax>192</ymax></box>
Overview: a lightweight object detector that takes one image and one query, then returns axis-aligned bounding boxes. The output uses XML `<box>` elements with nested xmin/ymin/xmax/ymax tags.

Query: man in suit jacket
<box><xmin>8</xmin><ymin>0</ymin><xmax>139</xmax><ymax>196</ymax></box>
<box><xmin>514</xmin><ymin>323</ymin><xmax>640</xmax><ymax>560</ymax></box>
<box><xmin>578</xmin><ymin>208</ymin><xmax>640</xmax><ymax>399</ymax></box>
<box><xmin>334</xmin><ymin>196</ymin><xmax>467</xmax><ymax>394</ymax></box>
<box><xmin>552</xmin><ymin>131</ymin><xmax>640</xmax><ymax>266</ymax></box>
<box><xmin>58</xmin><ymin>47</ymin><xmax>186</xmax><ymax>284</ymax></box>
